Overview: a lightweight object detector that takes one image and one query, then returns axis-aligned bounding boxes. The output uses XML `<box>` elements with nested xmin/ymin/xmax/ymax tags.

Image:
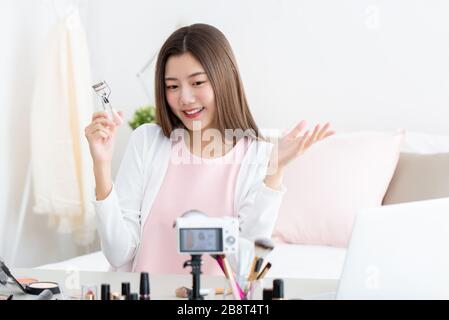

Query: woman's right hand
<box><xmin>84</xmin><ymin>110</ymin><xmax>124</xmax><ymax>166</ymax></box>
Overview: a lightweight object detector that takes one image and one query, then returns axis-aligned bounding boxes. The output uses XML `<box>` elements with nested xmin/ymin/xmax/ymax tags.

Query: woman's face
<box><xmin>165</xmin><ymin>52</ymin><xmax>216</xmax><ymax>133</ymax></box>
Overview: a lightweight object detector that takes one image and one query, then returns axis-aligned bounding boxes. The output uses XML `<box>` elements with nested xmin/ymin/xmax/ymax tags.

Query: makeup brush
<box><xmin>248</xmin><ymin>257</ymin><xmax>258</xmax><ymax>280</ymax></box>
<box><xmin>256</xmin><ymin>262</ymin><xmax>272</xmax><ymax>280</ymax></box>
<box><xmin>248</xmin><ymin>258</ymin><xmax>264</xmax><ymax>281</ymax></box>
<box><xmin>219</xmin><ymin>255</ymin><xmax>242</xmax><ymax>300</ymax></box>
<box><xmin>211</xmin><ymin>255</ymin><xmax>245</xmax><ymax>299</ymax></box>
<box><xmin>211</xmin><ymin>255</ymin><xmax>226</xmax><ymax>274</ymax></box>
<box><xmin>248</xmin><ymin>238</ymin><xmax>275</xmax><ymax>281</ymax></box>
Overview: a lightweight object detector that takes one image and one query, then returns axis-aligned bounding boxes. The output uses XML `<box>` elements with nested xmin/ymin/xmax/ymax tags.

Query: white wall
<box><xmin>88</xmin><ymin>0</ymin><xmax>449</xmax><ymax>173</ymax></box>
<box><xmin>0</xmin><ymin>0</ymin><xmax>50</xmax><ymax>264</ymax></box>
<box><xmin>0</xmin><ymin>0</ymin><xmax>98</xmax><ymax>267</ymax></box>
<box><xmin>1</xmin><ymin>0</ymin><xmax>449</xmax><ymax>266</ymax></box>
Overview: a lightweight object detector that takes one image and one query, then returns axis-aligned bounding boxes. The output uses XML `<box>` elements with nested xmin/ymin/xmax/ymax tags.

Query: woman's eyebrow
<box><xmin>165</xmin><ymin>72</ymin><xmax>206</xmax><ymax>81</ymax></box>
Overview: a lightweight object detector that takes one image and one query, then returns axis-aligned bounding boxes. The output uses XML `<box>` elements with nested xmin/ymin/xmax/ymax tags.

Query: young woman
<box><xmin>84</xmin><ymin>24</ymin><xmax>334</xmax><ymax>274</ymax></box>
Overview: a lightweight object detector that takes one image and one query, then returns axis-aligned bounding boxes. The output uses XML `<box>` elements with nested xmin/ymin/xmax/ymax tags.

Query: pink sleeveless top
<box><xmin>134</xmin><ymin>135</ymin><xmax>249</xmax><ymax>274</ymax></box>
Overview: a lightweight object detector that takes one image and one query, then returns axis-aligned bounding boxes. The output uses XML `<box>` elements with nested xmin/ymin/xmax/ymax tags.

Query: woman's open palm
<box><xmin>275</xmin><ymin>120</ymin><xmax>335</xmax><ymax>169</ymax></box>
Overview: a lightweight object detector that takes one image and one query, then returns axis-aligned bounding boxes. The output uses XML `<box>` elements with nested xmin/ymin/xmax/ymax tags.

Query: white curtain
<box><xmin>30</xmin><ymin>7</ymin><xmax>96</xmax><ymax>246</ymax></box>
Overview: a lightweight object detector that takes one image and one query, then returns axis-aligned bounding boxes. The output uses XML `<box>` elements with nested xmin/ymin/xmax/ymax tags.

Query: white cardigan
<box><xmin>93</xmin><ymin>124</ymin><xmax>286</xmax><ymax>272</ymax></box>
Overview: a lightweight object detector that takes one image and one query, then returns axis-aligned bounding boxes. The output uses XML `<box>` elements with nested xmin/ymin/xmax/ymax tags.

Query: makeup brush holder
<box><xmin>248</xmin><ymin>279</ymin><xmax>264</xmax><ymax>300</ymax></box>
<box><xmin>223</xmin><ymin>278</ymin><xmax>235</xmax><ymax>300</ymax></box>
<box><xmin>236</xmin><ymin>275</ymin><xmax>250</xmax><ymax>300</ymax></box>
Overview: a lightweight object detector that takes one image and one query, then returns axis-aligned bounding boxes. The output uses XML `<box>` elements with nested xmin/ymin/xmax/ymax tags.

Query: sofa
<box><xmin>37</xmin><ymin>131</ymin><xmax>449</xmax><ymax>280</ymax></box>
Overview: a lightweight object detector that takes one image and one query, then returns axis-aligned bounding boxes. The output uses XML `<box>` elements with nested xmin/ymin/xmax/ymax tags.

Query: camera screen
<box><xmin>179</xmin><ymin>228</ymin><xmax>223</xmax><ymax>253</ymax></box>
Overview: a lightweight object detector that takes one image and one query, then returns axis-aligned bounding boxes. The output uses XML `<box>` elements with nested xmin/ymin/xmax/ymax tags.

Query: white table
<box><xmin>2</xmin><ymin>268</ymin><xmax>338</xmax><ymax>300</ymax></box>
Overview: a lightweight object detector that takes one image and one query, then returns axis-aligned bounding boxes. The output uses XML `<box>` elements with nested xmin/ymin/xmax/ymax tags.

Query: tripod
<box><xmin>183</xmin><ymin>254</ymin><xmax>204</xmax><ymax>300</ymax></box>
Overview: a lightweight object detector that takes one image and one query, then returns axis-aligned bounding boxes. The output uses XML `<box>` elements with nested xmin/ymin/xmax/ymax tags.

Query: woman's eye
<box><xmin>166</xmin><ymin>85</ymin><xmax>178</xmax><ymax>90</ymax></box>
<box><xmin>193</xmin><ymin>81</ymin><xmax>205</xmax><ymax>86</ymax></box>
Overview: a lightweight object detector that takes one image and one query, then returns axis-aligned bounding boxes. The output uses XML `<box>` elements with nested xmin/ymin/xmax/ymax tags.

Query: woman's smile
<box><xmin>182</xmin><ymin>106</ymin><xmax>206</xmax><ymax>119</ymax></box>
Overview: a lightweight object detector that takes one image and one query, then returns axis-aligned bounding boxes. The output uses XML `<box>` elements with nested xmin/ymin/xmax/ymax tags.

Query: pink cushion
<box><xmin>272</xmin><ymin>132</ymin><xmax>404</xmax><ymax>247</ymax></box>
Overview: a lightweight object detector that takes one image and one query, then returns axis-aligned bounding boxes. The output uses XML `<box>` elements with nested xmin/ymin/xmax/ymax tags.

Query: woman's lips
<box><xmin>182</xmin><ymin>107</ymin><xmax>205</xmax><ymax>119</ymax></box>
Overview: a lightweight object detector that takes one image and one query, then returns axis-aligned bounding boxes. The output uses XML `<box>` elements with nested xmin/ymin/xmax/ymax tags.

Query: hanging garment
<box><xmin>30</xmin><ymin>8</ymin><xmax>96</xmax><ymax>246</ymax></box>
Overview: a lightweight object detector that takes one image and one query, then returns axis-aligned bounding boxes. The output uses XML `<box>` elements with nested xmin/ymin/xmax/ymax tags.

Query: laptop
<box><xmin>336</xmin><ymin>197</ymin><xmax>449</xmax><ymax>300</ymax></box>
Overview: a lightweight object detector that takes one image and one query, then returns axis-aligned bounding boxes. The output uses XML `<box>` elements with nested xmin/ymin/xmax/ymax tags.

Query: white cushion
<box><xmin>401</xmin><ymin>131</ymin><xmax>449</xmax><ymax>154</ymax></box>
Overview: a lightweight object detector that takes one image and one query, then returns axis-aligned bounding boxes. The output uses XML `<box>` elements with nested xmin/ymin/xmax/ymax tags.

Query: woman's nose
<box><xmin>179</xmin><ymin>87</ymin><xmax>196</xmax><ymax>106</ymax></box>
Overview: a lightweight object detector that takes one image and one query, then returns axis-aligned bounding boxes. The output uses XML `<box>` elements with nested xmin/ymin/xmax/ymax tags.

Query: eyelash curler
<box><xmin>92</xmin><ymin>80</ymin><xmax>114</xmax><ymax>118</ymax></box>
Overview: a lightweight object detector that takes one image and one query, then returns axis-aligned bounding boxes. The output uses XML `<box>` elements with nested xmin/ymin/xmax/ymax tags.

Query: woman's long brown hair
<box><xmin>154</xmin><ymin>23</ymin><xmax>264</xmax><ymax>143</ymax></box>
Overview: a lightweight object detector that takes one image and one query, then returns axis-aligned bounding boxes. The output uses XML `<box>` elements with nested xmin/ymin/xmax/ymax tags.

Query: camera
<box><xmin>175</xmin><ymin>210</ymin><xmax>239</xmax><ymax>255</ymax></box>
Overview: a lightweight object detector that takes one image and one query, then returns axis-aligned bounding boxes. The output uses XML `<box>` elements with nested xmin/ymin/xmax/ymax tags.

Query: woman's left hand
<box><xmin>271</xmin><ymin>120</ymin><xmax>336</xmax><ymax>172</ymax></box>
<box><xmin>264</xmin><ymin>120</ymin><xmax>335</xmax><ymax>190</ymax></box>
